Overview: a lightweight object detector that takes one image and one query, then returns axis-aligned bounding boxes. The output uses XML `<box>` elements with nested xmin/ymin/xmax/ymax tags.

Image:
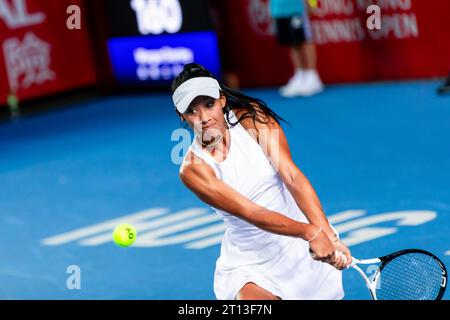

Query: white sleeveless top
<box><xmin>184</xmin><ymin>110</ymin><xmax>344</xmax><ymax>300</ymax></box>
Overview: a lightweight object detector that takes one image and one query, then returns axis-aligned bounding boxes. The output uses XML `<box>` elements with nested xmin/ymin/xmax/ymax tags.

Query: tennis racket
<box><xmin>349</xmin><ymin>249</ymin><xmax>447</xmax><ymax>300</ymax></box>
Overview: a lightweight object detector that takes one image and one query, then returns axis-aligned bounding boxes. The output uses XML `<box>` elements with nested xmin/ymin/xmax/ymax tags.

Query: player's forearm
<box><xmin>285</xmin><ymin>171</ymin><xmax>335</xmax><ymax>236</ymax></box>
<box><xmin>194</xmin><ymin>184</ymin><xmax>316</xmax><ymax>240</ymax></box>
<box><xmin>249</xmin><ymin>208</ymin><xmax>317</xmax><ymax>241</ymax></box>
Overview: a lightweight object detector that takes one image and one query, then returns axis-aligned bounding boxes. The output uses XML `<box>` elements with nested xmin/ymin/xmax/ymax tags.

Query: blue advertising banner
<box><xmin>108</xmin><ymin>31</ymin><xmax>221</xmax><ymax>86</ymax></box>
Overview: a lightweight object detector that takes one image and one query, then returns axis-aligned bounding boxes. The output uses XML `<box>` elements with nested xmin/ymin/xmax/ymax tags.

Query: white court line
<box><xmin>41</xmin><ymin>208</ymin><xmax>169</xmax><ymax>245</ymax></box>
<box><xmin>79</xmin><ymin>208</ymin><xmax>209</xmax><ymax>246</ymax></box>
<box><xmin>135</xmin><ymin>223</ymin><xmax>226</xmax><ymax>247</ymax></box>
<box><xmin>186</xmin><ymin>234</ymin><xmax>225</xmax><ymax>249</ymax></box>
<box><xmin>80</xmin><ymin>209</ymin><xmax>367</xmax><ymax>246</ymax></box>
<box><xmin>136</xmin><ymin>214</ymin><xmax>223</xmax><ymax>242</ymax></box>
<box><xmin>334</xmin><ymin>211</ymin><xmax>436</xmax><ymax>233</ymax></box>
<box><xmin>328</xmin><ymin>210</ymin><xmax>366</xmax><ymax>224</ymax></box>
<box><xmin>445</xmin><ymin>251</ymin><xmax>450</xmax><ymax>256</ymax></box>
<box><xmin>340</xmin><ymin>227</ymin><xmax>397</xmax><ymax>247</ymax></box>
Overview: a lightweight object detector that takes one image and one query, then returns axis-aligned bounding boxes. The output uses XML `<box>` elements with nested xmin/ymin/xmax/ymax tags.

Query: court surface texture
<box><xmin>0</xmin><ymin>80</ymin><xmax>448</xmax><ymax>299</ymax></box>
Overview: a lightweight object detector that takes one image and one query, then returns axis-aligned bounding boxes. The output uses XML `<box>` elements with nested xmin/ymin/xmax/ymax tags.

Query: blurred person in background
<box><xmin>269</xmin><ymin>0</ymin><xmax>323</xmax><ymax>97</ymax></box>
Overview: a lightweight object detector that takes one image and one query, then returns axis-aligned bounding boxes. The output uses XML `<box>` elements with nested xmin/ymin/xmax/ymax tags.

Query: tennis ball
<box><xmin>113</xmin><ymin>223</ymin><xmax>137</xmax><ymax>247</ymax></box>
<box><xmin>309</xmin><ymin>0</ymin><xmax>318</xmax><ymax>8</ymax></box>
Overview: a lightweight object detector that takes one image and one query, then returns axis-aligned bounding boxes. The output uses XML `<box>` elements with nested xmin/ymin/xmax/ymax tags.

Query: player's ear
<box><xmin>220</xmin><ymin>94</ymin><xmax>226</xmax><ymax>109</ymax></box>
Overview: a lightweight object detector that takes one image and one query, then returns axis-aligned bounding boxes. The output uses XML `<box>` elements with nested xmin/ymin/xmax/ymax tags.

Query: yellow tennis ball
<box><xmin>113</xmin><ymin>223</ymin><xmax>137</xmax><ymax>247</ymax></box>
<box><xmin>309</xmin><ymin>0</ymin><xmax>318</xmax><ymax>8</ymax></box>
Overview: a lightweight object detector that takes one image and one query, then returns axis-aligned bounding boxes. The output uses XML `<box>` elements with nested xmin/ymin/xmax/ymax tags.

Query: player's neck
<box><xmin>202</xmin><ymin>128</ymin><xmax>231</xmax><ymax>161</ymax></box>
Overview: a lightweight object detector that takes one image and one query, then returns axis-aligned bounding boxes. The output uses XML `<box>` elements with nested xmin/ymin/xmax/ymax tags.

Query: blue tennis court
<box><xmin>0</xmin><ymin>80</ymin><xmax>449</xmax><ymax>299</ymax></box>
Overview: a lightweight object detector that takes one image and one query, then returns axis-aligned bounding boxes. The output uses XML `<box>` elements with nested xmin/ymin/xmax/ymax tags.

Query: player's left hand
<box><xmin>330</xmin><ymin>241</ymin><xmax>352</xmax><ymax>270</ymax></box>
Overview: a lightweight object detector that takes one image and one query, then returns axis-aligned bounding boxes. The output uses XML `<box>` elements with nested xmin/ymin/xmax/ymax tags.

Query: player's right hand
<box><xmin>308</xmin><ymin>227</ymin><xmax>336</xmax><ymax>263</ymax></box>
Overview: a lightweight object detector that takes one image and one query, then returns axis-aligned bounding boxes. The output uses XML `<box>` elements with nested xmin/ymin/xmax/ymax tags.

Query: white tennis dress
<box><xmin>184</xmin><ymin>110</ymin><xmax>344</xmax><ymax>300</ymax></box>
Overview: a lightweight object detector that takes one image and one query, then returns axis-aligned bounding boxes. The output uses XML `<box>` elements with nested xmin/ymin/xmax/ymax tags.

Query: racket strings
<box><xmin>377</xmin><ymin>266</ymin><xmax>437</xmax><ymax>299</ymax></box>
<box><xmin>378</xmin><ymin>265</ymin><xmax>437</xmax><ymax>299</ymax></box>
<box><xmin>375</xmin><ymin>253</ymin><xmax>444</xmax><ymax>300</ymax></box>
<box><xmin>379</xmin><ymin>258</ymin><xmax>441</xmax><ymax>300</ymax></box>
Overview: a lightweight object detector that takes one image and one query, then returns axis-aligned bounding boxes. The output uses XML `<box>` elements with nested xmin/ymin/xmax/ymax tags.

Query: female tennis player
<box><xmin>172</xmin><ymin>63</ymin><xmax>352</xmax><ymax>300</ymax></box>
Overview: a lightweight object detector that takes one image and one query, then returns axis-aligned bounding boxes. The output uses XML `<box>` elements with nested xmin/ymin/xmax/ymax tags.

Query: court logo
<box><xmin>41</xmin><ymin>209</ymin><xmax>437</xmax><ymax>250</ymax></box>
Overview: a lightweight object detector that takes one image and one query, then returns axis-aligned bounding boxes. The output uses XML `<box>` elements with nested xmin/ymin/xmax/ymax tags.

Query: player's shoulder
<box><xmin>232</xmin><ymin>105</ymin><xmax>279</xmax><ymax>131</ymax></box>
<box><xmin>232</xmin><ymin>106</ymin><xmax>281</xmax><ymax>145</ymax></box>
<box><xmin>179</xmin><ymin>151</ymin><xmax>215</xmax><ymax>182</ymax></box>
<box><xmin>180</xmin><ymin>150</ymin><xmax>203</xmax><ymax>173</ymax></box>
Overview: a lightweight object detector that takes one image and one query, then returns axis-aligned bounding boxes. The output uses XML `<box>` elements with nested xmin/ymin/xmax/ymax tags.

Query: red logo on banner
<box><xmin>247</xmin><ymin>0</ymin><xmax>275</xmax><ymax>36</ymax></box>
<box><xmin>3</xmin><ymin>32</ymin><xmax>55</xmax><ymax>91</ymax></box>
<box><xmin>0</xmin><ymin>0</ymin><xmax>45</xmax><ymax>29</ymax></box>
<box><xmin>0</xmin><ymin>0</ymin><xmax>97</xmax><ymax>106</ymax></box>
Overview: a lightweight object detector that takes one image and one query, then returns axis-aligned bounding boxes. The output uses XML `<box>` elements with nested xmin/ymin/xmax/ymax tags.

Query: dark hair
<box><xmin>171</xmin><ymin>63</ymin><xmax>288</xmax><ymax>127</ymax></box>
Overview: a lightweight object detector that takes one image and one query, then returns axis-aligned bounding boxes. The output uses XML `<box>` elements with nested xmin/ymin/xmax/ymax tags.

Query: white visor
<box><xmin>172</xmin><ymin>77</ymin><xmax>221</xmax><ymax>114</ymax></box>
